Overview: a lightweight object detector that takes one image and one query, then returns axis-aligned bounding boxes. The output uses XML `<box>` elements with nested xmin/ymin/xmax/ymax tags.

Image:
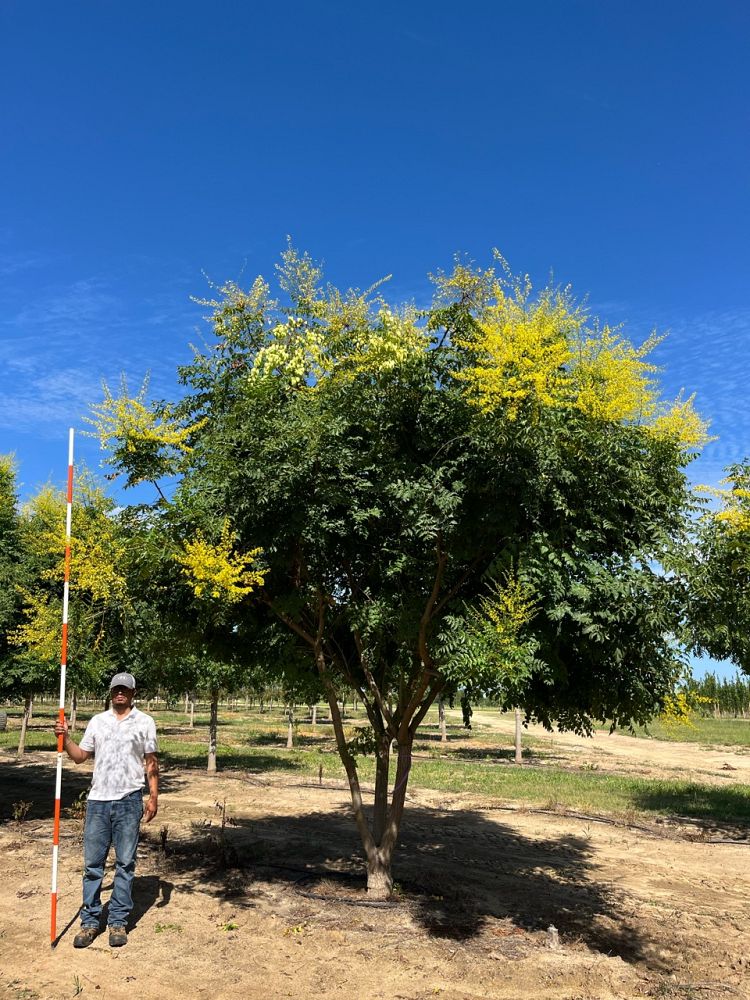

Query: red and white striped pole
<box><xmin>51</xmin><ymin>428</ymin><xmax>74</xmax><ymax>945</ymax></box>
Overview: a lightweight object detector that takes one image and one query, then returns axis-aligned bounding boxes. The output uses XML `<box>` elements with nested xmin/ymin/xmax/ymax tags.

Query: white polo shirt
<box><xmin>79</xmin><ymin>706</ymin><xmax>158</xmax><ymax>801</ymax></box>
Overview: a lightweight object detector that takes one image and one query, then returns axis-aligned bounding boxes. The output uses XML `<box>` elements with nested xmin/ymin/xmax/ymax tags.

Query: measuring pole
<box><xmin>51</xmin><ymin>428</ymin><xmax>74</xmax><ymax>945</ymax></box>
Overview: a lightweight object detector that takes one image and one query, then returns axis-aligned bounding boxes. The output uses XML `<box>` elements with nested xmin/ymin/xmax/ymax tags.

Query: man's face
<box><xmin>111</xmin><ymin>685</ymin><xmax>135</xmax><ymax>708</ymax></box>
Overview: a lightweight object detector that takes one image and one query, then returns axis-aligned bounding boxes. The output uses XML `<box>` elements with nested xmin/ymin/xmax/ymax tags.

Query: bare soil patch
<box><xmin>1</xmin><ymin>737</ymin><xmax>749</xmax><ymax>1000</ymax></box>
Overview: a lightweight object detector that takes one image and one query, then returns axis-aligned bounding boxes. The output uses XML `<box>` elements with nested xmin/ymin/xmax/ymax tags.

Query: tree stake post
<box><xmin>51</xmin><ymin>428</ymin><xmax>74</xmax><ymax>945</ymax></box>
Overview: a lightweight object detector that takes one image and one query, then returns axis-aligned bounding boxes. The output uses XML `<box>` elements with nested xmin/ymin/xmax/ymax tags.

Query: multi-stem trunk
<box><xmin>366</xmin><ymin>735</ymin><xmax>414</xmax><ymax>898</ymax></box>
<box><xmin>317</xmin><ymin>662</ymin><xmax>419</xmax><ymax>898</ymax></box>
<box><xmin>372</xmin><ymin>734</ymin><xmax>391</xmax><ymax>845</ymax></box>
<box><xmin>207</xmin><ymin>691</ymin><xmax>218</xmax><ymax>774</ymax></box>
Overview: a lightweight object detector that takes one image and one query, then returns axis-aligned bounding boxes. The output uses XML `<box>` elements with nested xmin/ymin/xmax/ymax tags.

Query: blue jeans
<box><xmin>81</xmin><ymin>790</ymin><xmax>143</xmax><ymax>928</ymax></box>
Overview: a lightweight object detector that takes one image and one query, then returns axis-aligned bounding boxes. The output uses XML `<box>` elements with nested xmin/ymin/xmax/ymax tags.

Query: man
<box><xmin>54</xmin><ymin>672</ymin><xmax>159</xmax><ymax>948</ymax></box>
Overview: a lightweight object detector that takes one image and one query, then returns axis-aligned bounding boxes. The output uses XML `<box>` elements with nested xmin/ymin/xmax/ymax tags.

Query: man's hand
<box><xmin>144</xmin><ymin>752</ymin><xmax>159</xmax><ymax>822</ymax></box>
<box><xmin>54</xmin><ymin>719</ymin><xmax>90</xmax><ymax>763</ymax></box>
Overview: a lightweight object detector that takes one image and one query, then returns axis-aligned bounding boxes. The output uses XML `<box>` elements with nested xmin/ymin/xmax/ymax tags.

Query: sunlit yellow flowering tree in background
<box><xmin>3</xmin><ymin>474</ymin><xmax>131</xmax><ymax>747</ymax></box>
<box><xmin>681</xmin><ymin>463</ymin><xmax>750</xmax><ymax>673</ymax></box>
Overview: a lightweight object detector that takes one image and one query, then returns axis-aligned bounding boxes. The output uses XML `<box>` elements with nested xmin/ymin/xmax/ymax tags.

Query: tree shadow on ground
<box><xmin>434</xmin><ymin>747</ymin><xmax>550</xmax><ymax>763</ymax></box>
<box><xmin>0</xmin><ymin>753</ymin><xmax>189</xmax><ymax>822</ymax></box>
<box><xmin>413</xmin><ymin>726</ymin><xmax>474</xmax><ymax>743</ymax></box>
<box><xmin>150</xmin><ymin>800</ymin><xmax>661</xmax><ymax>968</ymax></box>
<box><xmin>632</xmin><ymin>783</ymin><xmax>750</xmax><ymax>825</ymax></box>
<box><xmin>160</xmin><ymin>750</ymin><xmax>303</xmax><ymax>772</ymax></box>
<box><xmin>0</xmin><ymin>754</ymin><xmax>92</xmax><ymax>821</ymax></box>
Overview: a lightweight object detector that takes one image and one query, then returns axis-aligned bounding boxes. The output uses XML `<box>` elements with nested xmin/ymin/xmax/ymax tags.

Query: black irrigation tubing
<box><xmin>469</xmin><ymin>802</ymin><xmax>750</xmax><ymax>845</ymax></box>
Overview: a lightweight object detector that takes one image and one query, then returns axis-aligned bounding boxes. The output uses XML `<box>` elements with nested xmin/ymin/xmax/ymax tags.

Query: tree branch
<box><xmin>353</xmin><ymin>630</ymin><xmax>397</xmax><ymax>737</ymax></box>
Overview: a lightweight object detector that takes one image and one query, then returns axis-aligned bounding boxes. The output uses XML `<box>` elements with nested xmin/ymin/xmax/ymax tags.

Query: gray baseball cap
<box><xmin>109</xmin><ymin>672</ymin><xmax>136</xmax><ymax>690</ymax></box>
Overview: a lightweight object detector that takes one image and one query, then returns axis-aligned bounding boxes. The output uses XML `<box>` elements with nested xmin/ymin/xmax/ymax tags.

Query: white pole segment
<box><xmin>51</xmin><ymin>427</ymin><xmax>74</xmax><ymax>944</ymax></box>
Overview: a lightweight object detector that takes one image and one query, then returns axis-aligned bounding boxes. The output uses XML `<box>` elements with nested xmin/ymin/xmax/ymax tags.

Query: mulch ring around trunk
<box><xmin>293</xmin><ymin>871</ymin><xmax>403</xmax><ymax>908</ymax></box>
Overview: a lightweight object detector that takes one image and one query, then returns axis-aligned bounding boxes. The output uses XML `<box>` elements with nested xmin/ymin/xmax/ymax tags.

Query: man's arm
<box><xmin>53</xmin><ymin>718</ymin><xmax>92</xmax><ymax>764</ymax></box>
<box><xmin>144</xmin><ymin>752</ymin><xmax>159</xmax><ymax>822</ymax></box>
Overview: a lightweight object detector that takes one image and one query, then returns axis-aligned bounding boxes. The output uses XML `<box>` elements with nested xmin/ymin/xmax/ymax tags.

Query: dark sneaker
<box><xmin>108</xmin><ymin>925</ymin><xmax>128</xmax><ymax>947</ymax></box>
<box><xmin>73</xmin><ymin>926</ymin><xmax>98</xmax><ymax>948</ymax></box>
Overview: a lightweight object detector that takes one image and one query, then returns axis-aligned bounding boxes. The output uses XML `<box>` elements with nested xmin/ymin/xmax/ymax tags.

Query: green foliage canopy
<box><xmin>92</xmin><ymin>248</ymin><xmax>704</xmax><ymax>893</ymax></box>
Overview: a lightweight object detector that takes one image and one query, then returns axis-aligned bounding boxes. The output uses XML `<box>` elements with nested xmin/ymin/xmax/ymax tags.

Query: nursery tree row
<box><xmin>2</xmin><ymin>247</ymin><xmax>750</xmax><ymax>894</ymax></box>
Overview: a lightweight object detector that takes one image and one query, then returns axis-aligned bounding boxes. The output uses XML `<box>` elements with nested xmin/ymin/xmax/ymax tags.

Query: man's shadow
<box><xmin>100</xmin><ymin>874</ymin><xmax>174</xmax><ymax>929</ymax></box>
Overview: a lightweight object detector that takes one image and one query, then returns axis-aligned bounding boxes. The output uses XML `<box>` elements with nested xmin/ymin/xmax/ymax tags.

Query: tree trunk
<box><xmin>366</xmin><ymin>855</ymin><xmax>394</xmax><ymax>898</ymax></box>
<box><xmin>372</xmin><ymin>735</ymin><xmax>391</xmax><ymax>844</ymax></box>
<box><xmin>367</xmin><ymin>736</ymin><xmax>413</xmax><ymax>899</ymax></box>
<box><xmin>438</xmin><ymin>695</ymin><xmax>447</xmax><ymax>744</ymax></box>
<box><xmin>310</xmin><ymin>704</ymin><xmax>317</xmax><ymax>725</ymax></box>
<box><xmin>314</xmin><ymin>649</ymin><xmax>380</xmax><ymax>885</ymax></box>
<box><xmin>27</xmin><ymin>697</ymin><xmax>33</xmax><ymax>722</ymax></box>
<box><xmin>184</xmin><ymin>692</ymin><xmax>189</xmax><ymax>715</ymax></box>
<box><xmin>286</xmin><ymin>704</ymin><xmax>294</xmax><ymax>749</ymax></box>
<box><xmin>207</xmin><ymin>692</ymin><xmax>218</xmax><ymax>774</ymax></box>
<box><xmin>514</xmin><ymin>707</ymin><xmax>523</xmax><ymax>764</ymax></box>
<box><xmin>17</xmin><ymin>694</ymin><xmax>32</xmax><ymax>758</ymax></box>
<box><xmin>189</xmin><ymin>697</ymin><xmax>195</xmax><ymax>728</ymax></box>
<box><xmin>70</xmin><ymin>689</ymin><xmax>77</xmax><ymax>733</ymax></box>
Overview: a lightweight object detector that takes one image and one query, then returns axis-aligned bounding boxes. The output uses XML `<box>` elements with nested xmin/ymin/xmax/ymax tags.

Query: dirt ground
<box><xmin>1</xmin><ymin>728</ymin><xmax>749</xmax><ymax>1000</ymax></box>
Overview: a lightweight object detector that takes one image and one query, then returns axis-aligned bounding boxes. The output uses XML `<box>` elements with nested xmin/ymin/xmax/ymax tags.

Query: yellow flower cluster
<box><xmin>87</xmin><ymin>376</ymin><xmax>203</xmax><ymax>455</ymax></box>
<box><xmin>471</xmin><ymin>577</ymin><xmax>537</xmax><ymax>662</ymax></box>
<box><xmin>176</xmin><ymin>521</ymin><xmax>266</xmax><ymax>602</ymax></box>
<box><xmin>21</xmin><ymin>484</ymin><xmax>128</xmax><ymax>601</ymax></box>
<box><xmin>336</xmin><ymin>307</ymin><xmax>426</xmax><ymax>380</ymax></box>
<box><xmin>572</xmin><ymin>326</ymin><xmax>660</xmax><ymax>423</ymax></box>
<box><xmin>698</xmin><ymin>473</ymin><xmax>750</xmax><ymax>534</ymax></box>
<box><xmin>650</xmin><ymin>392</ymin><xmax>713</xmax><ymax>450</ymax></box>
<box><xmin>456</xmin><ymin>287</ymin><xmax>575</xmax><ymax>416</ymax></box>
<box><xmin>659</xmin><ymin>691</ymin><xmax>711</xmax><ymax>729</ymax></box>
<box><xmin>248</xmin><ymin>320</ymin><xmax>323</xmax><ymax>387</ymax></box>
<box><xmin>11</xmin><ymin>588</ymin><xmax>60</xmax><ymax>661</ymax></box>
<box><xmin>456</xmin><ymin>279</ymin><xmax>710</xmax><ymax>450</ymax></box>
<box><xmin>247</xmin><ymin>306</ymin><xmax>426</xmax><ymax>389</ymax></box>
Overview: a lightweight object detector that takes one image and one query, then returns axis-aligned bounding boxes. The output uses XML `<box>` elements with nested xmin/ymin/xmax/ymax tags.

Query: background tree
<box><xmin>0</xmin><ymin>456</ymin><xmax>27</xmax><ymax>673</ymax></box>
<box><xmin>93</xmin><ymin>248</ymin><xmax>707</xmax><ymax>897</ymax></box>
<box><xmin>7</xmin><ymin>473</ymin><xmax>132</xmax><ymax>751</ymax></box>
<box><xmin>0</xmin><ymin>455</ymin><xmax>39</xmax><ymax>752</ymax></box>
<box><xmin>682</xmin><ymin>462</ymin><xmax>750</xmax><ymax>675</ymax></box>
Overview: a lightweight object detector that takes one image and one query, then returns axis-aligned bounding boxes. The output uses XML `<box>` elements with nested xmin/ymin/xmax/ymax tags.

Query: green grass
<box><xmin>625</xmin><ymin>715</ymin><xmax>750</xmax><ymax>747</ymax></box>
<box><xmin>409</xmin><ymin>758</ymin><xmax>750</xmax><ymax>823</ymax></box>
<box><xmin>3</xmin><ymin>700</ymin><xmax>750</xmax><ymax>825</ymax></box>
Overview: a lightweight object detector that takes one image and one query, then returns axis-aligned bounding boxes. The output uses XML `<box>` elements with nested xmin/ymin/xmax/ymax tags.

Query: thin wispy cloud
<box><xmin>0</xmin><ymin>250</ymin><xmax>54</xmax><ymax>277</ymax></box>
<box><xmin>651</xmin><ymin>307</ymin><xmax>750</xmax><ymax>487</ymax></box>
<box><xmin>0</xmin><ymin>269</ymin><xmax>200</xmax><ymax>437</ymax></box>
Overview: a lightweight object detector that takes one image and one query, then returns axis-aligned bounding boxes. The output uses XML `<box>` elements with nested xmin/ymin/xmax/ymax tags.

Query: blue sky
<box><xmin>1</xmin><ymin>2</ymin><xmax>748</xmax><ymax>677</ymax></box>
